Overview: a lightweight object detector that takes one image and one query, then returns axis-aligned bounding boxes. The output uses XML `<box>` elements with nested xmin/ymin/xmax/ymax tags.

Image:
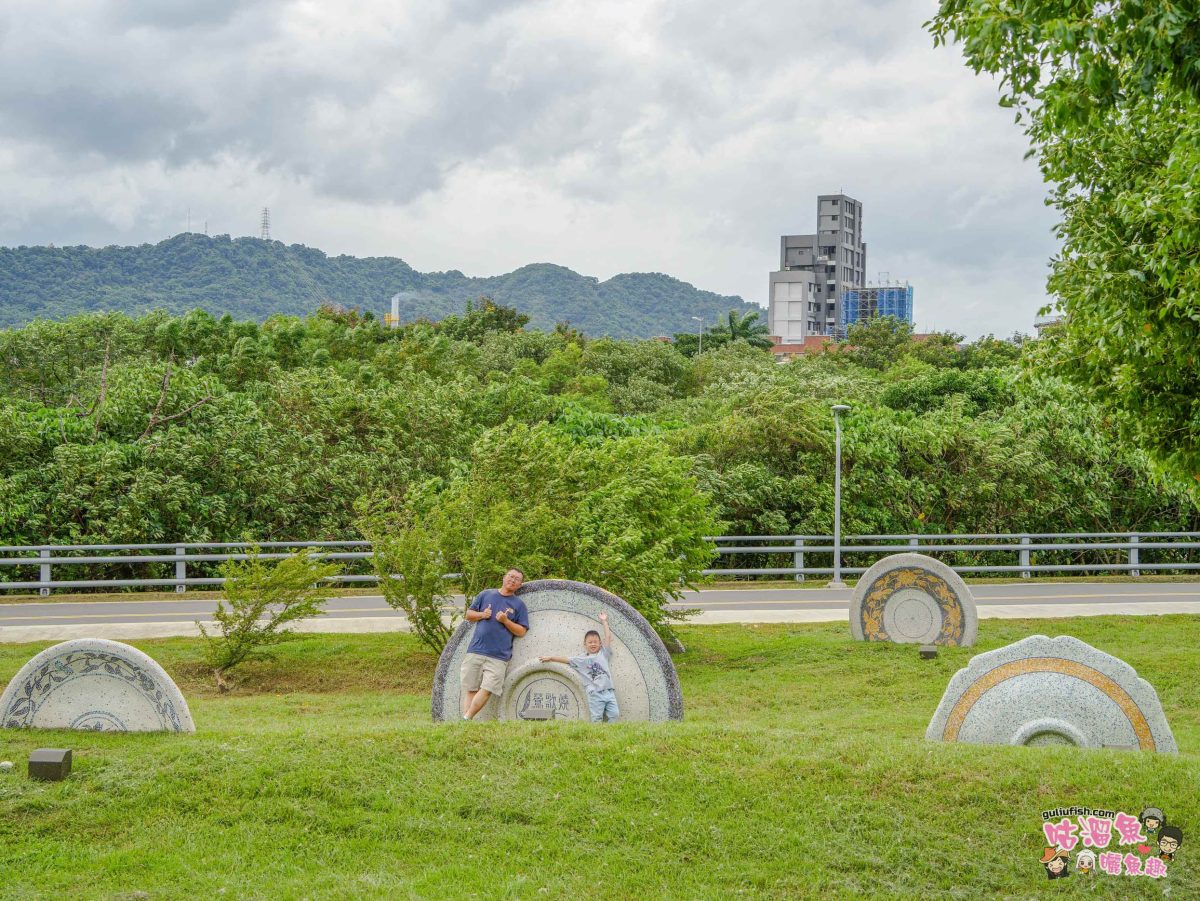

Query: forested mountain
<box><xmin>0</xmin><ymin>233</ymin><xmax>760</xmax><ymax>337</ymax></box>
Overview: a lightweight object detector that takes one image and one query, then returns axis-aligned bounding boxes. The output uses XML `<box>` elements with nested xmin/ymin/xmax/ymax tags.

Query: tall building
<box><xmin>768</xmin><ymin>194</ymin><xmax>867</xmax><ymax>341</ymax></box>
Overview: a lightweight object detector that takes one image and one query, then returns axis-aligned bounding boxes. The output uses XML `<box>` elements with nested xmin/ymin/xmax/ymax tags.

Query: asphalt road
<box><xmin>1</xmin><ymin>582</ymin><xmax>1198</xmax><ymax>629</ymax></box>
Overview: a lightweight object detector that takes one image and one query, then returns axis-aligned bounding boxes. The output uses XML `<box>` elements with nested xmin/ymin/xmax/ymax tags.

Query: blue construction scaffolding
<box><xmin>840</xmin><ymin>282</ymin><xmax>914</xmax><ymax>334</ymax></box>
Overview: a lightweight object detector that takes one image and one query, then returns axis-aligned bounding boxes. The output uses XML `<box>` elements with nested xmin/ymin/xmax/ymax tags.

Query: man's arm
<box><xmin>464</xmin><ymin>593</ymin><xmax>491</xmax><ymax>622</ymax></box>
<box><xmin>495</xmin><ymin>609</ymin><xmax>527</xmax><ymax>637</ymax></box>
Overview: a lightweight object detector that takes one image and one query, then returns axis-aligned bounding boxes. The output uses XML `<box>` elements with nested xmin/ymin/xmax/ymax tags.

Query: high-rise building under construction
<box><xmin>767</xmin><ymin>194</ymin><xmax>916</xmax><ymax>343</ymax></box>
<box><xmin>842</xmin><ymin>282</ymin><xmax>913</xmax><ymax>330</ymax></box>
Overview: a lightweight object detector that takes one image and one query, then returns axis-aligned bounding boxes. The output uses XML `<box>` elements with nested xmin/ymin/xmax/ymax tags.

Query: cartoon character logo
<box><xmin>1158</xmin><ymin>826</ymin><xmax>1183</xmax><ymax>862</ymax></box>
<box><xmin>1140</xmin><ymin>807</ymin><xmax>1165</xmax><ymax>836</ymax></box>
<box><xmin>1040</xmin><ymin>847</ymin><xmax>1070</xmax><ymax>879</ymax></box>
<box><xmin>1074</xmin><ymin>850</ymin><xmax>1095</xmax><ymax>875</ymax></box>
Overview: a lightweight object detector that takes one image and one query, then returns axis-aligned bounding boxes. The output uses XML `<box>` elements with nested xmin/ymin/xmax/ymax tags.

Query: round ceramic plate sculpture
<box><xmin>850</xmin><ymin>552</ymin><xmax>977</xmax><ymax>646</ymax></box>
<box><xmin>926</xmin><ymin>635</ymin><xmax>1176</xmax><ymax>753</ymax></box>
<box><xmin>0</xmin><ymin>638</ymin><xmax>195</xmax><ymax>733</ymax></box>
<box><xmin>432</xmin><ymin>579</ymin><xmax>683</xmax><ymax>722</ymax></box>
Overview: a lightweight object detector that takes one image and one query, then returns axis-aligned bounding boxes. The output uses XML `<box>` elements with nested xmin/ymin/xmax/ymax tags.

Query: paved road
<box><xmin>1</xmin><ymin>582</ymin><xmax>1197</xmax><ymax>642</ymax></box>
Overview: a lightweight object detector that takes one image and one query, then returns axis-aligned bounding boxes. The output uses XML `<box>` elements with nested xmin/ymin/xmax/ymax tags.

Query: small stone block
<box><xmin>29</xmin><ymin>748</ymin><xmax>72</xmax><ymax>781</ymax></box>
<box><xmin>519</xmin><ymin>707</ymin><xmax>554</xmax><ymax>721</ymax></box>
<box><xmin>919</xmin><ymin>645</ymin><xmax>938</xmax><ymax>660</ymax></box>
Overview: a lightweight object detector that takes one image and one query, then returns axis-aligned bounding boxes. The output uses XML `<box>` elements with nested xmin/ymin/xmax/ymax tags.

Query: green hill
<box><xmin>0</xmin><ymin>233</ymin><xmax>761</xmax><ymax>337</ymax></box>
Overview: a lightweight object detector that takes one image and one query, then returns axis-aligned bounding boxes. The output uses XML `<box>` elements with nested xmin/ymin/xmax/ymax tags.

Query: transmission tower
<box><xmin>260</xmin><ymin>207</ymin><xmax>271</xmax><ymax>240</ymax></box>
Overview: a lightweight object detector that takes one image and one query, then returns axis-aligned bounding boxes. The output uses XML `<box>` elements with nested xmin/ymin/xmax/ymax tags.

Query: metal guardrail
<box><xmin>1</xmin><ymin>532</ymin><xmax>1199</xmax><ymax>596</ymax></box>
<box><xmin>706</xmin><ymin>532</ymin><xmax>1200</xmax><ymax>580</ymax></box>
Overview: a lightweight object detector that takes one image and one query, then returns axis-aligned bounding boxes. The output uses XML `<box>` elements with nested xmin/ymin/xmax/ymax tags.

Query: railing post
<box><xmin>1020</xmin><ymin>535</ymin><xmax>1031</xmax><ymax>579</ymax></box>
<box><xmin>175</xmin><ymin>546</ymin><xmax>187</xmax><ymax>593</ymax></box>
<box><xmin>1129</xmin><ymin>534</ymin><xmax>1139</xmax><ymax>578</ymax></box>
<box><xmin>793</xmin><ymin>538</ymin><xmax>805</xmax><ymax>582</ymax></box>
<box><xmin>39</xmin><ymin>548</ymin><xmax>51</xmax><ymax>597</ymax></box>
<box><xmin>909</xmin><ymin>537</ymin><xmax>919</xmax><ymax>549</ymax></box>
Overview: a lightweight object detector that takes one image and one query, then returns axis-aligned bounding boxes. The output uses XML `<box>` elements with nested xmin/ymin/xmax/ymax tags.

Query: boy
<box><xmin>539</xmin><ymin>611</ymin><xmax>619</xmax><ymax>722</ymax></box>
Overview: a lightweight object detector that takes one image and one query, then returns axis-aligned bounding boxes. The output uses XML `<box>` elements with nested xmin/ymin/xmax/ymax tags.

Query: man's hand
<box><xmin>496</xmin><ymin>609</ymin><xmax>508</xmax><ymax>623</ymax></box>
<box><xmin>481</xmin><ymin>605</ymin><xmax>493</xmax><ymax>620</ymax></box>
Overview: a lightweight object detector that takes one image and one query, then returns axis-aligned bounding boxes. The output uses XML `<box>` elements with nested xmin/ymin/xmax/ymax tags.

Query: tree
<box><xmin>367</xmin><ymin>424</ymin><xmax>718</xmax><ymax>650</ymax></box>
<box><xmin>928</xmin><ymin>2</ymin><xmax>1200</xmax><ymax>488</ymax></box>
<box><xmin>708</xmin><ymin>310</ymin><xmax>774</xmax><ymax>350</ymax></box>
<box><xmin>438</xmin><ymin>297</ymin><xmax>531</xmax><ymax>342</ymax></box>
<box><xmin>844</xmin><ymin>316</ymin><xmax>916</xmax><ymax>370</ymax></box>
<box><xmin>359</xmin><ymin>493</ymin><xmax>457</xmax><ymax>655</ymax></box>
<box><xmin>672</xmin><ymin>307</ymin><xmax>772</xmax><ymax>357</ymax></box>
<box><xmin>199</xmin><ymin>548</ymin><xmax>342</xmax><ymax>691</ymax></box>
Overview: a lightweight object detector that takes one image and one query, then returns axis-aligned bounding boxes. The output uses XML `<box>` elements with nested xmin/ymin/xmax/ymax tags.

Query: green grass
<box><xmin>0</xmin><ymin>617</ymin><xmax>1197</xmax><ymax>899</ymax></box>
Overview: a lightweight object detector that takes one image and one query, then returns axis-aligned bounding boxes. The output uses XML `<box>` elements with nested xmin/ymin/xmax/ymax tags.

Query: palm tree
<box><xmin>709</xmin><ymin>310</ymin><xmax>773</xmax><ymax>350</ymax></box>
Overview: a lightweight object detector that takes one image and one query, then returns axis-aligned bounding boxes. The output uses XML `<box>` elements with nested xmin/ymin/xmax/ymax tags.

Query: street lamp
<box><xmin>829</xmin><ymin>404</ymin><xmax>851</xmax><ymax>590</ymax></box>
<box><xmin>691</xmin><ymin>315</ymin><xmax>703</xmax><ymax>354</ymax></box>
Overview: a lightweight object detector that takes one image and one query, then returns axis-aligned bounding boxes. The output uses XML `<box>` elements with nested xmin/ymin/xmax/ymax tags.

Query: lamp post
<box><xmin>691</xmin><ymin>315</ymin><xmax>703</xmax><ymax>354</ymax></box>
<box><xmin>829</xmin><ymin>404</ymin><xmax>851</xmax><ymax>590</ymax></box>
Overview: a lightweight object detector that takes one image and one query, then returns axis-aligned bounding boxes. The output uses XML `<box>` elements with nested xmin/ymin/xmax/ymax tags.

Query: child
<box><xmin>539</xmin><ymin>611</ymin><xmax>619</xmax><ymax>722</ymax></box>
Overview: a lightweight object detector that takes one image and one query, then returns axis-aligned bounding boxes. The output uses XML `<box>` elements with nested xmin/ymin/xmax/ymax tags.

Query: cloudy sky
<box><xmin>0</xmin><ymin>0</ymin><xmax>1059</xmax><ymax>337</ymax></box>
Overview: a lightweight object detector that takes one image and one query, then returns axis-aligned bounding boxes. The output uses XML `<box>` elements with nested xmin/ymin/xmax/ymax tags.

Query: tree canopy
<box><xmin>0</xmin><ymin>305</ymin><xmax>1192</xmax><ymax>564</ymax></box>
<box><xmin>928</xmin><ymin>1</ymin><xmax>1200</xmax><ymax>488</ymax></box>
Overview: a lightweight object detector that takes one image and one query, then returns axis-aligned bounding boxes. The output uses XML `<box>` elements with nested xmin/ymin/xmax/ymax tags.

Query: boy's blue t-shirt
<box><xmin>569</xmin><ymin>646</ymin><xmax>614</xmax><ymax>695</ymax></box>
<box><xmin>465</xmin><ymin>589</ymin><xmax>529</xmax><ymax>661</ymax></box>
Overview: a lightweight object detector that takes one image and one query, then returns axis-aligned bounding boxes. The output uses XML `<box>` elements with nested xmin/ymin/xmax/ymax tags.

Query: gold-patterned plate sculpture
<box><xmin>850</xmin><ymin>553</ymin><xmax>977</xmax><ymax>647</ymax></box>
<box><xmin>926</xmin><ymin>635</ymin><xmax>1177</xmax><ymax>752</ymax></box>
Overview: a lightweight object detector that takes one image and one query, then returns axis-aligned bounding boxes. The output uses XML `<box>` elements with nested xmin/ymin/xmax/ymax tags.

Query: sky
<box><xmin>0</xmin><ymin>0</ymin><xmax>1060</xmax><ymax>338</ymax></box>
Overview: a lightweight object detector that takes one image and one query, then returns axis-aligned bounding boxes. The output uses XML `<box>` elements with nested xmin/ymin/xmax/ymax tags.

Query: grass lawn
<box><xmin>0</xmin><ymin>617</ymin><xmax>1197</xmax><ymax>899</ymax></box>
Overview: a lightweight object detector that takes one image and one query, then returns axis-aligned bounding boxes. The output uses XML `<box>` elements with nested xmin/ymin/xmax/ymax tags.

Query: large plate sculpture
<box><xmin>850</xmin><ymin>552</ymin><xmax>977</xmax><ymax>646</ymax></box>
<box><xmin>0</xmin><ymin>638</ymin><xmax>195</xmax><ymax>733</ymax></box>
<box><xmin>926</xmin><ymin>635</ymin><xmax>1177</xmax><ymax>753</ymax></box>
<box><xmin>432</xmin><ymin>579</ymin><xmax>683</xmax><ymax>722</ymax></box>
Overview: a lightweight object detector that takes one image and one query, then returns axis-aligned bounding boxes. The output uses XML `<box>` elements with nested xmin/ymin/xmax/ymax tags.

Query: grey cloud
<box><xmin>0</xmin><ymin>87</ymin><xmax>200</xmax><ymax>160</ymax></box>
<box><xmin>105</xmin><ymin>0</ymin><xmax>277</xmax><ymax>31</ymax></box>
<box><xmin>0</xmin><ymin>0</ymin><xmax>1058</xmax><ymax>336</ymax></box>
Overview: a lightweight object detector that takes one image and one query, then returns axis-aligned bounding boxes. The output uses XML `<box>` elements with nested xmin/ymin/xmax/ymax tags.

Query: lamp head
<box><xmin>832</xmin><ymin>404</ymin><xmax>851</xmax><ymax>414</ymax></box>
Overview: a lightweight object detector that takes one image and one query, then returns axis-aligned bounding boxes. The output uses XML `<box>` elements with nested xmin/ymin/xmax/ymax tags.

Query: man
<box><xmin>460</xmin><ymin>568</ymin><xmax>530</xmax><ymax>719</ymax></box>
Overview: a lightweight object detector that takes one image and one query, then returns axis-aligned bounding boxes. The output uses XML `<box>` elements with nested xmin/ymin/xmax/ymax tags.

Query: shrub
<box><xmin>199</xmin><ymin>548</ymin><xmax>342</xmax><ymax>690</ymax></box>
<box><xmin>359</xmin><ymin>492</ymin><xmax>456</xmax><ymax>654</ymax></box>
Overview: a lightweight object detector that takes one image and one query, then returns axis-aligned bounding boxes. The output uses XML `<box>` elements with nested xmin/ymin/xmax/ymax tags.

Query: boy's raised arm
<box><xmin>600</xmin><ymin>611</ymin><xmax>612</xmax><ymax>647</ymax></box>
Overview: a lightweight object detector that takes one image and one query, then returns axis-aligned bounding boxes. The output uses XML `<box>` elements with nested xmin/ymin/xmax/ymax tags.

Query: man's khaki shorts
<box><xmin>460</xmin><ymin>653</ymin><xmax>508</xmax><ymax>696</ymax></box>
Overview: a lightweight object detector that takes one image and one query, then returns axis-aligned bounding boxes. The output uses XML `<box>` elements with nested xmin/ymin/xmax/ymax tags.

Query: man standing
<box><xmin>460</xmin><ymin>568</ymin><xmax>530</xmax><ymax>719</ymax></box>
